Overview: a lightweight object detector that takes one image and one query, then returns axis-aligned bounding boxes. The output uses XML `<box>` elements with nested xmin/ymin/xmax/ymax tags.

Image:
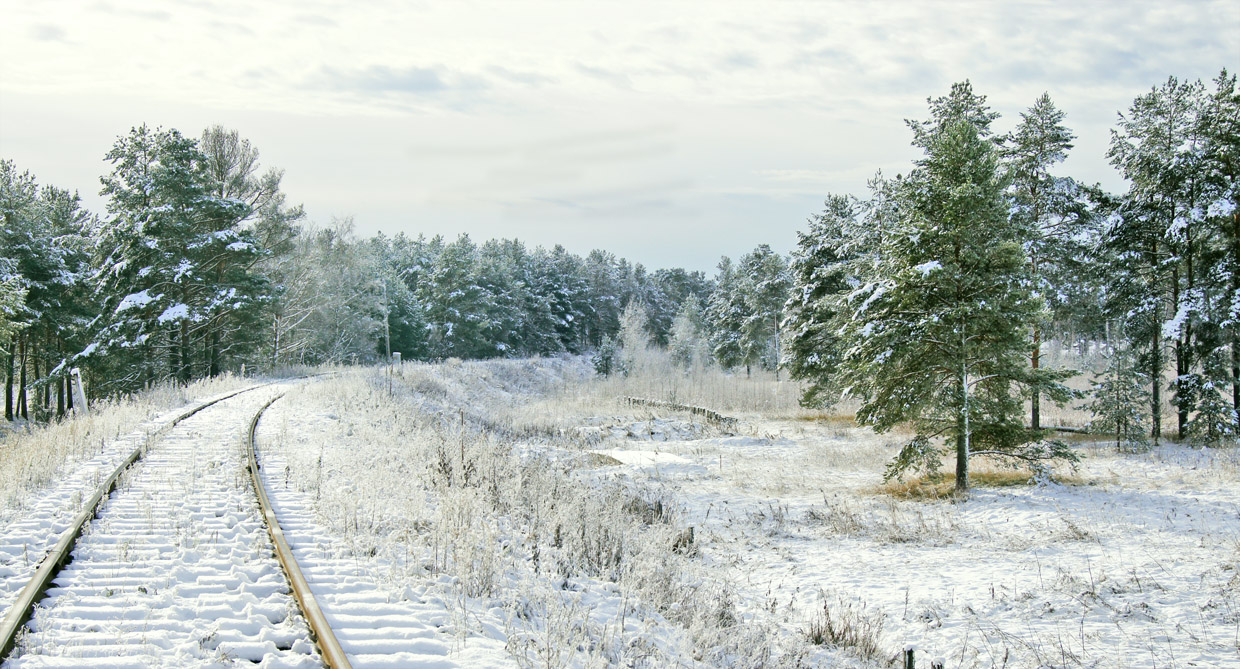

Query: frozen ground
<box><xmin>247</xmin><ymin>359</ymin><xmax>1240</xmax><ymax>666</ymax></box>
<box><xmin>588</xmin><ymin>418</ymin><xmax>1240</xmax><ymax>666</ymax></box>
<box><xmin>3</xmin><ymin>360</ymin><xmax>1237</xmax><ymax>667</ymax></box>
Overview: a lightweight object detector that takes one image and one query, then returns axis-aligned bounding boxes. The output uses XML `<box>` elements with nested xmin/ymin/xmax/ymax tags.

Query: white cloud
<box><xmin>0</xmin><ymin>0</ymin><xmax>1232</xmax><ymax>272</ymax></box>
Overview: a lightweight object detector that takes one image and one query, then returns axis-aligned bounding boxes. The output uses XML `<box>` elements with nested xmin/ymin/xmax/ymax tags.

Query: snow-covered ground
<box><xmin>3</xmin><ymin>359</ymin><xmax>1236</xmax><ymax>667</ymax></box>
<box><xmin>272</xmin><ymin>358</ymin><xmax>1235</xmax><ymax>667</ymax></box>
<box><xmin>590</xmin><ymin>419</ymin><xmax>1240</xmax><ymax>666</ymax></box>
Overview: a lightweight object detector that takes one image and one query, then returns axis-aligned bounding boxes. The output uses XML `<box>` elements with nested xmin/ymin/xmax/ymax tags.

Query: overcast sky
<box><xmin>1</xmin><ymin>1</ymin><xmax>1234</xmax><ymax>273</ymax></box>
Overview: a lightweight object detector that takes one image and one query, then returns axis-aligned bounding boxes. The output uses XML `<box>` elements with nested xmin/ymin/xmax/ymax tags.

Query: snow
<box><xmin>115</xmin><ymin>289</ymin><xmax>158</xmax><ymax>313</ymax></box>
<box><xmin>591</xmin><ymin>448</ymin><xmax>692</xmax><ymax>466</ymax></box>
<box><xmin>1208</xmin><ymin>198</ymin><xmax>1236</xmax><ymax>218</ymax></box>
<box><xmin>2</xmin><ymin>384</ymin><xmax>321</xmax><ymax>667</ymax></box>
<box><xmin>851</xmin><ymin>282</ymin><xmax>887</xmax><ymax>315</ymax></box>
<box><xmin>912</xmin><ymin>260</ymin><xmax>942</xmax><ymax>276</ymax></box>
<box><xmin>1162</xmin><ymin>302</ymin><xmax>1190</xmax><ymax>339</ymax></box>
<box><xmin>157</xmin><ymin>303</ymin><xmax>189</xmax><ymax>323</ymax></box>
<box><xmin>5</xmin><ymin>360</ymin><xmax>1237</xmax><ymax>667</ymax></box>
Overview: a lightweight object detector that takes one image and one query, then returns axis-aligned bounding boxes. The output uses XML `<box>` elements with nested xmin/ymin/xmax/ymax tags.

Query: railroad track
<box><xmin>0</xmin><ymin>381</ymin><xmax>332</xmax><ymax>668</ymax></box>
<box><xmin>1</xmin><ymin>378</ymin><xmax>470</xmax><ymax>668</ymax></box>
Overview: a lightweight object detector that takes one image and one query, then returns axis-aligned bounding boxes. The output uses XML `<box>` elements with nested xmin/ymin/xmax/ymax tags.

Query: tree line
<box><xmin>3</xmin><ymin>70</ymin><xmax>1236</xmax><ymax>493</ymax></box>
<box><xmin>781</xmin><ymin>70</ymin><xmax>1238</xmax><ymax>490</ymax></box>
<box><xmin>0</xmin><ymin>125</ymin><xmax>715</xmax><ymax>419</ymax></box>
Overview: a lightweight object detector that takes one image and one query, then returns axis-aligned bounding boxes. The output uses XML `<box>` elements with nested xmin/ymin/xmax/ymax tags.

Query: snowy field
<box><xmin>2</xmin><ymin>359</ymin><xmax>1237</xmax><ymax>667</ymax></box>
<box><xmin>253</xmin><ymin>358</ymin><xmax>1240</xmax><ymax>667</ymax></box>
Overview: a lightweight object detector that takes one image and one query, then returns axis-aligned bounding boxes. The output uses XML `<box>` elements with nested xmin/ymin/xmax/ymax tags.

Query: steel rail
<box><xmin>0</xmin><ymin>383</ymin><xmax>271</xmax><ymax>660</ymax></box>
<box><xmin>246</xmin><ymin>393</ymin><xmax>353</xmax><ymax>669</ymax></box>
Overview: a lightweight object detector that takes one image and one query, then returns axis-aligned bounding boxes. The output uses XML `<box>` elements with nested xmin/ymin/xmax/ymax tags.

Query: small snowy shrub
<box><xmin>804</xmin><ymin>593</ymin><xmax>886</xmax><ymax>662</ymax></box>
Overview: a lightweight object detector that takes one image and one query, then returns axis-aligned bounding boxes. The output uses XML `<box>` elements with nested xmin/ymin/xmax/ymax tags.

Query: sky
<box><xmin>0</xmin><ymin>1</ymin><xmax>1234</xmax><ymax>274</ymax></box>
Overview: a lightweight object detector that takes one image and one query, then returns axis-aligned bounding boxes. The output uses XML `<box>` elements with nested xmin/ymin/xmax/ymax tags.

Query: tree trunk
<box><xmin>1151</xmin><ymin>322</ymin><xmax>1162</xmax><ymax>446</ymax></box>
<box><xmin>1031</xmin><ymin>325</ymin><xmax>1041</xmax><ymax>431</ymax></box>
<box><xmin>955</xmin><ymin>414</ymin><xmax>970</xmax><ymax>492</ymax></box>
<box><xmin>4</xmin><ymin>333</ymin><xmax>13</xmax><ymax>421</ymax></box>
<box><xmin>956</xmin><ymin>337</ymin><xmax>970</xmax><ymax>493</ymax></box>
<box><xmin>1149</xmin><ymin>239</ymin><xmax>1163</xmax><ymax>446</ymax></box>
<box><xmin>773</xmin><ymin>317</ymin><xmax>781</xmax><ymax>383</ymax></box>
<box><xmin>32</xmin><ymin>349</ymin><xmax>41</xmax><ymax>420</ymax></box>
<box><xmin>1030</xmin><ymin>251</ymin><xmax>1041</xmax><ymax>431</ymax></box>
<box><xmin>1232</xmin><ymin>209</ymin><xmax>1239</xmax><ymax>431</ymax></box>
<box><xmin>209</xmin><ymin>323</ymin><xmax>221</xmax><ymax>378</ymax></box>
<box><xmin>57</xmin><ymin>375</ymin><xmax>65</xmax><ymax>418</ymax></box>
<box><xmin>17</xmin><ymin>335</ymin><xmax>27</xmax><ymax>421</ymax></box>
<box><xmin>179</xmin><ymin>320</ymin><xmax>191</xmax><ymax>383</ymax></box>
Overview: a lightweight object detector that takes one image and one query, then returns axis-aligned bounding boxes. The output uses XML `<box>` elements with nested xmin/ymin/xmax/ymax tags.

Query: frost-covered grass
<box><xmin>32</xmin><ymin>351</ymin><xmax>1222</xmax><ymax>667</ymax></box>
<box><xmin>495</xmin><ymin>354</ymin><xmax>1240</xmax><ymax>666</ymax></box>
<box><xmin>261</xmin><ymin>359</ymin><xmax>813</xmax><ymax>666</ymax></box>
<box><xmin>0</xmin><ymin>373</ymin><xmax>254</xmax><ymax>514</ymax></box>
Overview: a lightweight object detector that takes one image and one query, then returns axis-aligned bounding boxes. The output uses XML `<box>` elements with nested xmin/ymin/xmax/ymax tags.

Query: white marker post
<box><xmin>70</xmin><ymin>368</ymin><xmax>89</xmax><ymax>416</ymax></box>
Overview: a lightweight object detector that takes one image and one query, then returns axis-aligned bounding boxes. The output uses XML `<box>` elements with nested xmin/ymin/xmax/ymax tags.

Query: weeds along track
<box><xmin>0</xmin><ymin>382</ymin><xmax>330</xmax><ymax>667</ymax></box>
<box><xmin>248</xmin><ymin>398</ymin><xmax>467</xmax><ymax>668</ymax></box>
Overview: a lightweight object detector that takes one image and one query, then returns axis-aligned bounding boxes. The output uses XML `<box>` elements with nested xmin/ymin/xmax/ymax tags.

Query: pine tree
<box><xmin>839</xmin><ymin>86</ymin><xmax>1075</xmax><ymax>492</ymax></box>
<box><xmin>1108</xmin><ymin>77</ymin><xmax>1212</xmax><ymax>441</ymax></box>
<box><xmin>197</xmin><ymin>125</ymin><xmax>300</xmax><ymax>375</ymax></box>
<box><xmin>1087</xmin><ymin>331</ymin><xmax>1151</xmax><ymax>452</ymax></box>
<box><xmin>704</xmin><ymin>256</ymin><xmax>745</xmax><ymax>371</ymax></box>
<box><xmin>784</xmin><ymin>194</ymin><xmax>856</xmax><ymax>406</ymax></box>
<box><xmin>738</xmin><ymin>244</ymin><xmax>791</xmax><ymax>379</ymax></box>
<box><xmin>1003</xmin><ymin>93</ymin><xmax>1089</xmax><ymax>429</ymax></box>
<box><xmin>1199</xmin><ymin>70</ymin><xmax>1240</xmax><ymax>435</ymax></box>
<box><xmin>88</xmin><ymin>125</ymin><xmax>259</xmax><ymax>390</ymax></box>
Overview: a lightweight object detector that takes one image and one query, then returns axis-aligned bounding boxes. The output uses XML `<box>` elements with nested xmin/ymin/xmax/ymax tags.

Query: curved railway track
<box><xmin>0</xmin><ymin>380</ymin><xmax>351</xmax><ymax>668</ymax></box>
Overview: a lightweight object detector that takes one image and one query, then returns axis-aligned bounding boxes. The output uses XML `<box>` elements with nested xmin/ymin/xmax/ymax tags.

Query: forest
<box><xmin>2</xmin><ymin>70</ymin><xmax>1237</xmax><ymax>484</ymax></box>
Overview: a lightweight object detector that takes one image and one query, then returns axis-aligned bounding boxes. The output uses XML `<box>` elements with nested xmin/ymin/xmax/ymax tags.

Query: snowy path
<box><xmin>2</xmin><ymin>384</ymin><xmax>321</xmax><ymax>668</ymax></box>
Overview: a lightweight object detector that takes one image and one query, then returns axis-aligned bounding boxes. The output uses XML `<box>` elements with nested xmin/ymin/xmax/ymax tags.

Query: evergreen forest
<box><xmin>3</xmin><ymin>71</ymin><xmax>1237</xmax><ymax>489</ymax></box>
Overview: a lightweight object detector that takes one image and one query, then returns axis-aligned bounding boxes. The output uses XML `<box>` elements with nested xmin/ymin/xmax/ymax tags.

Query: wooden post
<box><xmin>905</xmin><ymin>648</ymin><xmax>915</xmax><ymax>669</ymax></box>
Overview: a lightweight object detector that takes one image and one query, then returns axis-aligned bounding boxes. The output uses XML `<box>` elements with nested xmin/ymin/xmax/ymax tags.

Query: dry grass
<box><xmin>878</xmin><ymin>466</ymin><xmax>1092</xmax><ymax>500</ymax></box>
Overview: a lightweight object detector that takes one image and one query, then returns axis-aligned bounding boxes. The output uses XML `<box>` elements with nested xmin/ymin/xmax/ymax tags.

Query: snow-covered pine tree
<box><xmin>197</xmin><ymin>125</ymin><xmax>300</xmax><ymax>376</ymax></box>
<box><xmin>539</xmin><ymin>244</ymin><xmax>591</xmax><ymax>353</ymax></box>
<box><xmin>738</xmin><ymin>244</ymin><xmax>790</xmax><ymax>380</ymax></box>
<box><xmin>839</xmin><ymin>84</ymin><xmax>1075</xmax><ymax>492</ymax></box>
<box><xmin>423</xmin><ymin>234</ymin><xmax>495</xmax><ymax>360</ymax></box>
<box><xmin>1004</xmin><ymin>93</ymin><xmax>1090</xmax><ymax>429</ymax></box>
<box><xmin>1182</xmin><ymin>346</ymin><xmax>1237</xmax><ymax>446</ymax></box>
<box><xmin>0</xmin><ymin>277</ymin><xmax>23</xmax><ymax>355</ymax></box>
<box><xmin>582</xmin><ymin>249</ymin><xmax>623</xmax><ymax>349</ymax></box>
<box><xmin>1199</xmin><ymin>70</ymin><xmax>1240</xmax><ymax>435</ymax></box>
<box><xmin>1108</xmin><ymin>77</ymin><xmax>1213</xmax><ymax>440</ymax></box>
<box><xmin>591</xmin><ymin>335</ymin><xmax>621</xmax><ymax>376</ymax></box>
<box><xmin>88</xmin><ymin>125</ymin><xmax>261</xmax><ymax>390</ymax></box>
<box><xmin>1087</xmin><ymin>330</ymin><xmax>1151</xmax><ymax>452</ymax></box>
<box><xmin>704</xmin><ymin>256</ymin><xmax>745</xmax><ymax>371</ymax></box>
<box><xmin>784</xmin><ymin>194</ymin><xmax>856</xmax><ymax>406</ymax></box>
